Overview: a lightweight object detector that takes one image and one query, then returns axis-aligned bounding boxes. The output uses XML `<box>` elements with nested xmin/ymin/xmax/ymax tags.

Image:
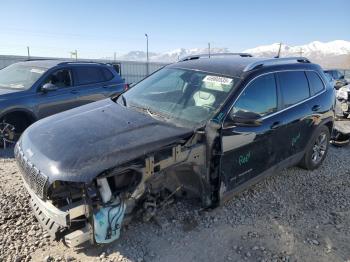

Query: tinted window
<box><xmin>306</xmin><ymin>71</ymin><xmax>324</xmax><ymax>95</ymax></box>
<box><xmin>44</xmin><ymin>69</ymin><xmax>72</xmax><ymax>88</ymax></box>
<box><xmin>112</xmin><ymin>63</ymin><xmax>121</xmax><ymax>75</ymax></box>
<box><xmin>101</xmin><ymin>68</ymin><xmax>114</xmax><ymax>81</ymax></box>
<box><xmin>278</xmin><ymin>71</ymin><xmax>310</xmax><ymax>108</ymax></box>
<box><xmin>74</xmin><ymin>66</ymin><xmax>104</xmax><ymax>85</ymax></box>
<box><xmin>233</xmin><ymin>73</ymin><xmax>277</xmax><ymax>116</ymax></box>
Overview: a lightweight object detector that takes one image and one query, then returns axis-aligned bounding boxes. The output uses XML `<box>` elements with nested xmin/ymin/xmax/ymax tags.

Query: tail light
<box><xmin>124</xmin><ymin>83</ymin><xmax>129</xmax><ymax>91</ymax></box>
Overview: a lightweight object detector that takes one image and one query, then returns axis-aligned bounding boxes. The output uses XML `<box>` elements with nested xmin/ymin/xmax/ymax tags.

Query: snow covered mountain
<box><xmin>118</xmin><ymin>47</ymin><xmax>229</xmax><ymax>63</ymax></box>
<box><xmin>244</xmin><ymin>40</ymin><xmax>350</xmax><ymax>57</ymax></box>
<box><xmin>244</xmin><ymin>40</ymin><xmax>350</xmax><ymax>68</ymax></box>
<box><xmin>116</xmin><ymin>40</ymin><xmax>350</xmax><ymax>68</ymax></box>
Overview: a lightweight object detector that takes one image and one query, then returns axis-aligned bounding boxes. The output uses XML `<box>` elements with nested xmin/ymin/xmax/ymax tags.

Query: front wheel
<box><xmin>299</xmin><ymin>125</ymin><xmax>330</xmax><ymax>170</ymax></box>
<box><xmin>0</xmin><ymin>121</ymin><xmax>17</xmax><ymax>149</ymax></box>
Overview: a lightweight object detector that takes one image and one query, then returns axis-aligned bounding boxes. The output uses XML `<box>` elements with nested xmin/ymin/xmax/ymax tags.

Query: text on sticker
<box><xmin>203</xmin><ymin>75</ymin><xmax>233</xmax><ymax>85</ymax></box>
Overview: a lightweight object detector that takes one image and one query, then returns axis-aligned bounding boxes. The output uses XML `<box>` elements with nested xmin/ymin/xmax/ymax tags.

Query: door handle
<box><xmin>312</xmin><ymin>105</ymin><xmax>321</xmax><ymax>111</ymax></box>
<box><xmin>70</xmin><ymin>90</ymin><xmax>78</xmax><ymax>94</ymax></box>
<box><xmin>270</xmin><ymin>121</ymin><xmax>281</xmax><ymax>130</ymax></box>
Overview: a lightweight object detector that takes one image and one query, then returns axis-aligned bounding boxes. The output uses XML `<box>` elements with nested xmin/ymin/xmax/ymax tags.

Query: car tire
<box><xmin>299</xmin><ymin>125</ymin><xmax>330</xmax><ymax>170</ymax></box>
<box><xmin>0</xmin><ymin>116</ymin><xmax>30</xmax><ymax>148</ymax></box>
<box><xmin>344</xmin><ymin>113</ymin><xmax>349</xmax><ymax>119</ymax></box>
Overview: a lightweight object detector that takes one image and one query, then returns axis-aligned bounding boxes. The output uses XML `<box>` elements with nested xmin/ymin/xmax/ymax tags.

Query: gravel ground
<box><xmin>0</xmin><ymin>145</ymin><xmax>349</xmax><ymax>262</ymax></box>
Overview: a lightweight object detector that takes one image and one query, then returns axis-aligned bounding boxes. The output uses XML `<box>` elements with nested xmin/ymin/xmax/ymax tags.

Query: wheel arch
<box><xmin>0</xmin><ymin>108</ymin><xmax>37</xmax><ymax>132</ymax></box>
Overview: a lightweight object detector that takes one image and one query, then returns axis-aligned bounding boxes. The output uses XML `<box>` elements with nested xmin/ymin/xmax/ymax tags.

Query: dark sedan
<box><xmin>0</xmin><ymin>60</ymin><xmax>127</xmax><ymax>148</ymax></box>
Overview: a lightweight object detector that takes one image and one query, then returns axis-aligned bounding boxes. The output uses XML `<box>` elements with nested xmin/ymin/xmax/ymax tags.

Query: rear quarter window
<box><xmin>278</xmin><ymin>71</ymin><xmax>310</xmax><ymax>108</ymax></box>
<box><xmin>305</xmin><ymin>71</ymin><xmax>325</xmax><ymax>95</ymax></box>
<box><xmin>74</xmin><ymin>66</ymin><xmax>104</xmax><ymax>85</ymax></box>
<box><xmin>101</xmin><ymin>67</ymin><xmax>114</xmax><ymax>81</ymax></box>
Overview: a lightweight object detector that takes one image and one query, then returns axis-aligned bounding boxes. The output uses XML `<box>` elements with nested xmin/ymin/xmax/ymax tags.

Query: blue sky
<box><xmin>0</xmin><ymin>0</ymin><xmax>349</xmax><ymax>58</ymax></box>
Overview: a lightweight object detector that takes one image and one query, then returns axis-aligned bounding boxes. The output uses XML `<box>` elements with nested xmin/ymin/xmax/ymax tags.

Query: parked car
<box><xmin>324</xmin><ymin>69</ymin><xmax>348</xmax><ymax>89</ymax></box>
<box><xmin>15</xmin><ymin>55</ymin><xmax>335</xmax><ymax>246</ymax></box>
<box><xmin>335</xmin><ymin>84</ymin><xmax>350</xmax><ymax>118</ymax></box>
<box><xmin>0</xmin><ymin>60</ymin><xmax>128</xmax><ymax>148</ymax></box>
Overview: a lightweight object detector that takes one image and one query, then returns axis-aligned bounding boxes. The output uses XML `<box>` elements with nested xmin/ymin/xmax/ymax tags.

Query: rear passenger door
<box><xmin>72</xmin><ymin>66</ymin><xmax>116</xmax><ymax>106</ymax></box>
<box><xmin>271</xmin><ymin>71</ymin><xmax>314</xmax><ymax>163</ymax></box>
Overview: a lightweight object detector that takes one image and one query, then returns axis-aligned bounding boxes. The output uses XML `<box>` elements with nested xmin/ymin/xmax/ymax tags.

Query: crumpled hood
<box><xmin>19</xmin><ymin>98</ymin><xmax>193</xmax><ymax>184</ymax></box>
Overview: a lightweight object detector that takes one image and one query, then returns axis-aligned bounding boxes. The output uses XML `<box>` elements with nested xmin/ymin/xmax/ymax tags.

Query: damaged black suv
<box><xmin>15</xmin><ymin>54</ymin><xmax>335</xmax><ymax>246</ymax></box>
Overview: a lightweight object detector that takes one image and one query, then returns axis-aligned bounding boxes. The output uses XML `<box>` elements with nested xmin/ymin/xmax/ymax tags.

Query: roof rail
<box><xmin>179</xmin><ymin>53</ymin><xmax>252</xmax><ymax>62</ymax></box>
<box><xmin>57</xmin><ymin>61</ymin><xmax>107</xmax><ymax>66</ymax></box>
<box><xmin>244</xmin><ymin>57</ymin><xmax>311</xmax><ymax>72</ymax></box>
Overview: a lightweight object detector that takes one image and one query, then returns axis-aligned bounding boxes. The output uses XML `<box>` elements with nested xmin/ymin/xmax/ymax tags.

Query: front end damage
<box><xmin>15</xmin><ymin>129</ymin><xmax>218</xmax><ymax>246</ymax></box>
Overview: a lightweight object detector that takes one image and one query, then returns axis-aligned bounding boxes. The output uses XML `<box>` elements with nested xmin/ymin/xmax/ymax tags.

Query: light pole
<box><xmin>145</xmin><ymin>33</ymin><xmax>149</xmax><ymax>76</ymax></box>
<box><xmin>27</xmin><ymin>46</ymin><xmax>30</xmax><ymax>60</ymax></box>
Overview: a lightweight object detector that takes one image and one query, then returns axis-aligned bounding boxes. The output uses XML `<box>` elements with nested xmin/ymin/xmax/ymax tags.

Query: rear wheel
<box><xmin>299</xmin><ymin>125</ymin><xmax>330</xmax><ymax>170</ymax></box>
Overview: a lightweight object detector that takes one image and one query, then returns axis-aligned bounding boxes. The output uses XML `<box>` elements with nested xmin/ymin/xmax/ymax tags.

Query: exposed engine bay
<box><xmin>19</xmin><ymin>131</ymin><xmax>215</xmax><ymax>247</ymax></box>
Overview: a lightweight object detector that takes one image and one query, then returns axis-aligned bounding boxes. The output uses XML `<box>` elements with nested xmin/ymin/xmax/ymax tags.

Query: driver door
<box><xmin>35</xmin><ymin>68</ymin><xmax>79</xmax><ymax>119</ymax></box>
<box><xmin>220</xmin><ymin>73</ymin><xmax>280</xmax><ymax>192</ymax></box>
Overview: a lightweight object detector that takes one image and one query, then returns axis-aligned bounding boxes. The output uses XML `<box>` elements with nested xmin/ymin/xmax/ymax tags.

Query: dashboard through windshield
<box><xmin>121</xmin><ymin>68</ymin><xmax>238</xmax><ymax>127</ymax></box>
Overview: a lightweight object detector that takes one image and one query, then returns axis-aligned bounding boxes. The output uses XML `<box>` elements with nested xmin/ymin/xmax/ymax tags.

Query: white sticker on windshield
<box><xmin>30</xmin><ymin>68</ymin><xmax>45</xmax><ymax>74</ymax></box>
<box><xmin>203</xmin><ymin>75</ymin><xmax>233</xmax><ymax>85</ymax></box>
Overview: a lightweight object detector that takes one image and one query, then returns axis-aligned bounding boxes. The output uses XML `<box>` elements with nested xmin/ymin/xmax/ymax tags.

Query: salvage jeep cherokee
<box><xmin>15</xmin><ymin>54</ymin><xmax>335</xmax><ymax>246</ymax></box>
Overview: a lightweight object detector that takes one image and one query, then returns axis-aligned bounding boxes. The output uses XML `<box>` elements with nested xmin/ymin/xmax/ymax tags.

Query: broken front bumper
<box><xmin>24</xmin><ymin>182</ymin><xmax>92</xmax><ymax>246</ymax></box>
<box><xmin>26</xmin><ymin>182</ymin><xmax>68</xmax><ymax>238</ymax></box>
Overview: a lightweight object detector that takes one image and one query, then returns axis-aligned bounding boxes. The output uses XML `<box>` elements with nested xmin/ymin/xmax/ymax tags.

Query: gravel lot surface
<box><xmin>0</xmin><ymin>145</ymin><xmax>349</xmax><ymax>262</ymax></box>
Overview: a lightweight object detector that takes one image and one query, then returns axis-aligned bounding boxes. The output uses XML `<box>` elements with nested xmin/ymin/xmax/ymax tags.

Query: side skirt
<box><xmin>219</xmin><ymin>151</ymin><xmax>304</xmax><ymax>205</ymax></box>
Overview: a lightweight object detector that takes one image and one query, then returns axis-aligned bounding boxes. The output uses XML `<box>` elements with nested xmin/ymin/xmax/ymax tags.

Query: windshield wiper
<box><xmin>146</xmin><ymin>108</ymin><xmax>168</xmax><ymax>120</ymax></box>
<box><xmin>121</xmin><ymin>94</ymin><xmax>127</xmax><ymax>106</ymax></box>
<box><xmin>129</xmin><ymin>104</ymin><xmax>171</xmax><ymax>121</ymax></box>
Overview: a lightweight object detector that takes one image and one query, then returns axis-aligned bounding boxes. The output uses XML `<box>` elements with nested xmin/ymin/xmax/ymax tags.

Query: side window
<box><xmin>74</xmin><ymin>66</ymin><xmax>104</xmax><ymax>85</ymax></box>
<box><xmin>278</xmin><ymin>71</ymin><xmax>310</xmax><ymax>108</ymax></box>
<box><xmin>101</xmin><ymin>68</ymin><xmax>114</xmax><ymax>81</ymax></box>
<box><xmin>306</xmin><ymin>71</ymin><xmax>325</xmax><ymax>95</ymax></box>
<box><xmin>112</xmin><ymin>63</ymin><xmax>121</xmax><ymax>75</ymax></box>
<box><xmin>43</xmin><ymin>69</ymin><xmax>72</xmax><ymax>88</ymax></box>
<box><xmin>233</xmin><ymin>73</ymin><xmax>277</xmax><ymax>116</ymax></box>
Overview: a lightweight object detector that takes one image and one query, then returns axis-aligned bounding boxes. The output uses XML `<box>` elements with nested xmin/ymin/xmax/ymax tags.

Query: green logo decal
<box><xmin>239</xmin><ymin>151</ymin><xmax>251</xmax><ymax>166</ymax></box>
<box><xmin>291</xmin><ymin>132</ymin><xmax>301</xmax><ymax>147</ymax></box>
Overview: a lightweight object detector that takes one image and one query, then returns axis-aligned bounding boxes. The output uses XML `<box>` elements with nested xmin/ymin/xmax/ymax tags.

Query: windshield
<box><xmin>122</xmin><ymin>68</ymin><xmax>237</xmax><ymax>127</ymax></box>
<box><xmin>0</xmin><ymin>63</ymin><xmax>47</xmax><ymax>90</ymax></box>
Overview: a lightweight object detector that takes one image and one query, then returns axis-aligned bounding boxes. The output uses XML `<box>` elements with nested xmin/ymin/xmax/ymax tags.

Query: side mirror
<box><xmin>226</xmin><ymin>110</ymin><xmax>262</xmax><ymax>127</ymax></box>
<box><xmin>41</xmin><ymin>83</ymin><xmax>58</xmax><ymax>92</ymax></box>
<box><xmin>340</xmin><ymin>75</ymin><xmax>345</xmax><ymax>80</ymax></box>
